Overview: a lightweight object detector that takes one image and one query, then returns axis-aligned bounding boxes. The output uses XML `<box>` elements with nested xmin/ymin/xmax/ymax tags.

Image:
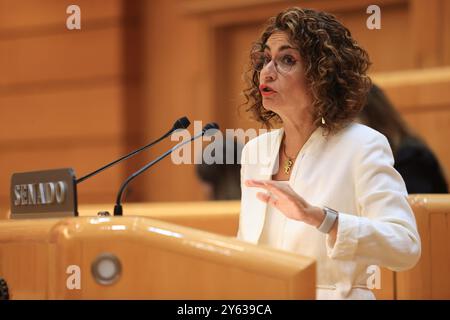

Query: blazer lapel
<box><xmin>246</xmin><ymin>128</ymin><xmax>284</xmax><ymax>243</ymax></box>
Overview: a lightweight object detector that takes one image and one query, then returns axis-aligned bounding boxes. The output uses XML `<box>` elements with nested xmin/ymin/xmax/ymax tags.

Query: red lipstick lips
<box><xmin>259</xmin><ymin>84</ymin><xmax>276</xmax><ymax>97</ymax></box>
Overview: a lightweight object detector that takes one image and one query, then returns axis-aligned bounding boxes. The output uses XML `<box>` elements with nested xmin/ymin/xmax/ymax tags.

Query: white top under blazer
<box><xmin>237</xmin><ymin>122</ymin><xmax>421</xmax><ymax>299</ymax></box>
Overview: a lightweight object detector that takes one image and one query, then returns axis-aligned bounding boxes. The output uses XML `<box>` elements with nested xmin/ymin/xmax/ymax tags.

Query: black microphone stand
<box><xmin>76</xmin><ymin>117</ymin><xmax>190</xmax><ymax>184</ymax></box>
<box><xmin>113</xmin><ymin>123</ymin><xmax>219</xmax><ymax>216</ymax></box>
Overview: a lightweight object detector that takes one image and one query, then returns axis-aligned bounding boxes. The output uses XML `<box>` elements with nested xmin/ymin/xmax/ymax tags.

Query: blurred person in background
<box><xmin>359</xmin><ymin>84</ymin><xmax>448</xmax><ymax>194</ymax></box>
<box><xmin>196</xmin><ymin>138</ymin><xmax>243</xmax><ymax>200</ymax></box>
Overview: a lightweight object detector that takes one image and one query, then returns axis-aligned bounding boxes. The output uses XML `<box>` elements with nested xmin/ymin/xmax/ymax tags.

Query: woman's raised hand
<box><xmin>245</xmin><ymin>179</ymin><xmax>324</xmax><ymax>227</ymax></box>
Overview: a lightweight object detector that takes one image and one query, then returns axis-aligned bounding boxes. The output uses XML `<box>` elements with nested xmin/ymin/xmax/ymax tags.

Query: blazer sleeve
<box><xmin>326</xmin><ymin>134</ymin><xmax>421</xmax><ymax>272</ymax></box>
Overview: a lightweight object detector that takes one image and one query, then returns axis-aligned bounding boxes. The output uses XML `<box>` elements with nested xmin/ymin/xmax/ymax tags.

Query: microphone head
<box><xmin>202</xmin><ymin>122</ymin><xmax>220</xmax><ymax>136</ymax></box>
<box><xmin>173</xmin><ymin>117</ymin><xmax>191</xmax><ymax>130</ymax></box>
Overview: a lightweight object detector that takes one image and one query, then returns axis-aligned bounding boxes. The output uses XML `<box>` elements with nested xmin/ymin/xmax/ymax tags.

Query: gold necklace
<box><xmin>282</xmin><ymin>143</ymin><xmax>295</xmax><ymax>175</ymax></box>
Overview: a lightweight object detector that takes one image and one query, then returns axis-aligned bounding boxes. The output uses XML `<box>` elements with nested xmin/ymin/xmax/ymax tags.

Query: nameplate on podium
<box><xmin>10</xmin><ymin>168</ymin><xmax>78</xmax><ymax>219</ymax></box>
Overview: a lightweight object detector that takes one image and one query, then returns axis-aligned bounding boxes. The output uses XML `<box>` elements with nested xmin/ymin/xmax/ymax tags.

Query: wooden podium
<box><xmin>76</xmin><ymin>197</ymin><xmax>450</xmax><ymax>300</ymax></box>
<box><xmin>0</xmin><ymin>206</ymin><xmax>316</xmax><ymax>299</ymax></box>
<box><xmin>2</xmin><ymin>194</ymin><xmax>449</xmax><ymax>300</ymax></box>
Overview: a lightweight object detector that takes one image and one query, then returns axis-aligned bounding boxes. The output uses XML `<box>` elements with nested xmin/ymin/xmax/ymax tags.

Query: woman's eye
<box><xmin>281</xmin><ymin>55</ymin><xmax>296</xmax><ymax>65</ymax></box>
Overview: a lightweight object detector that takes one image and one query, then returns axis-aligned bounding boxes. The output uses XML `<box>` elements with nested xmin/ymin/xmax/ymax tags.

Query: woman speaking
<box><xmin>237</xmin><ymin>7</ymin><xmax>421</xmax><ymax>299</ymax></box>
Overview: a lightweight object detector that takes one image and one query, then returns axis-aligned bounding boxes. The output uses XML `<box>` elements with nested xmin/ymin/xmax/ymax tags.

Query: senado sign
<box><xmin>13</xmin><ymin>181</ymin><xmax>67</xmax><ymax>206</ymax></box>
<box><xmin>10</xmin><ymin>168</ymin><xmax>78</xmax><ymax>219</ymax></box>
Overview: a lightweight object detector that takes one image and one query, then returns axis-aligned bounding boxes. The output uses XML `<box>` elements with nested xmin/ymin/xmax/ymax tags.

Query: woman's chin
<box><xmin>264</xmin><ymin>106</ymin><xmax>280</xmax><ymax>114</ymax></box>
<box><xmin>262</xmin><ymin>103</ymin><xmax>280</xmax><ymax>114</ymax></box>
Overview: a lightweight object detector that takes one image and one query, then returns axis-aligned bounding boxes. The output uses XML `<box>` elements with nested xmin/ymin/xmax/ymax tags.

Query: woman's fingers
<box><xmin>256</xmin><ymin>192</ymin><xmax>278</xmax><ymax>206</ymax></box>
<box><xmin>245</xmin><ymin>179</ymin><xmax>266</xmax><ymax>187</ymax></box>
<box><xmin>248</xmin><ymin>180</ymin><xmax>308</xmax><ymax>221</ymax></box>
<box><xmin>248</xmin><ymin>179</ymin><xmax>303</xmax><ymax>202</ymax></box>
<box><xmin>263</xmin><ymin>180</ymin><xmax>306</xmax><ymax>204</ymax></box>
<box><xmin>259</xmin><ymin>180</ymin><xmax>290</xmax><ymax>198</ymax></box>
<box><xmin>246</xmin><ymin>179</ymin><xmax>289</xmax><ymax>199</ymax></box>
<box><xmin>256</xmin><ymin>192</ymin><xmax>269</xmax><ymax>202</ymax></box>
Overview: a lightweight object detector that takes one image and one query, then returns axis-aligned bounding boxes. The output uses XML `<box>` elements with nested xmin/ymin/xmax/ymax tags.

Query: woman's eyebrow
<box><xmin>263</xmin><ymin>44</ymin><xmax>297</xmax><ymax>52</ymax></box>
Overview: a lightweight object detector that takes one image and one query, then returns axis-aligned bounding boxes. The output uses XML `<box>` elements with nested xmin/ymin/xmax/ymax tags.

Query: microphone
<box><xmin>76</xmin><ymin>116</ymin><xmax>190</xmax><ymax>184</ymax></box>
<box><xmin>113</xmin><ymin>122</ymin><xmax>220</xmax><ymax>216</ymax></box>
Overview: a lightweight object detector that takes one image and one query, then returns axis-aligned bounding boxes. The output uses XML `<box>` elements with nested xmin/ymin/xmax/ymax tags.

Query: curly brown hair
<box><xmin>243</xmin><ymin>7</ymin><xmax>372</xmax><ymax>135</ymax></box>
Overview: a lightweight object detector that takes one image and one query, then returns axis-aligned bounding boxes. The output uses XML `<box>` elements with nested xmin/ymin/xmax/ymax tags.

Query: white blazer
<box><xmin>237</xmin><ymin>123</ymin><xmax>421</xmax><ymax>299</ymax></box>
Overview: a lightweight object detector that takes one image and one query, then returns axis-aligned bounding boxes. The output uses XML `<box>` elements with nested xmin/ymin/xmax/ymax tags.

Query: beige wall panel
<box><xmin>338</xmin><ymin>3</ymin><xmax>413</xmax><ymax>72</ymax></box>
<box><xmin>409</xmin><ymin>0</ymin><xmax>442</xmax><ymax>68</ymax></box>
<box><xmin>0</xmin><ymin>84</ymin><xmax>125</xmax><ymax>143</ymax></box>
<box><xmin>215</xmin><ymin>24</ymin><xmax>265</xmax><ymax>132</ymax></box>
<box><xmin>0</xmin><ymin>0</ymin><xmax>124</xmax><ymax>31</ymax></box>
<box><xmin>0</xmin><ymin>26</ymin><xmax>124</xmax><ymax>87</ymax></box>
<box><xmin>138</xmin><ymin>0</ymin><xmax>216</xmax><ymax>202</ymax></box>
<box><xmin>0</xmin><ymin>1</ymin><xmax>133</xmax><ymax>213</ymax></box>
<box><xmin>443</xmin><ymin>0</ymin><xmax>450</xmax><ymax>65</ymax></box>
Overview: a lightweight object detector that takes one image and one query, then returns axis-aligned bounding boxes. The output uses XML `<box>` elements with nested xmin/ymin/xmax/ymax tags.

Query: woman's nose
<box><xmin>260</xmin><ymin>60</ymin><xmax>277</xmax><ymax>81</ymax></box>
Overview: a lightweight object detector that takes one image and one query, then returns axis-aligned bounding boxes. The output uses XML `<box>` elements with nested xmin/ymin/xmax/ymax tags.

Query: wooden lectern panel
<box><xmin>0</xmin><ymin>216</ymin><xmax>315</xmax><ymax>299</ymax></box>
<box><xmin>396</xmin><ymin>194</ymin><xmax>450</xmax><ymax>299</ymax></box>
<box><xmin>78</xmin><ymin>201</ymin><xmax>241</xmax><ymax>236</ymax></box>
